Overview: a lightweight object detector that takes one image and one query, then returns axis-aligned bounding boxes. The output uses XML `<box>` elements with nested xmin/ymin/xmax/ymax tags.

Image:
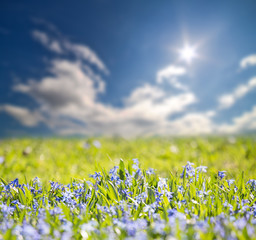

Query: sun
<box><xmin>178</xmin><ymin>44</ymin><xmax>197</xmax><ymax>64</ymax></box>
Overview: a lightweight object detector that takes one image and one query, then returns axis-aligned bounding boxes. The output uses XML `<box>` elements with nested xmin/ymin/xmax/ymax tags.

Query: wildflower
<box><xmin>158</xmin><ymin>178</ymin><xmax>168</xmax><ymax>190</ymax></box>
<box><xmin>125</xmin><ymin>175</ymin><xmax>133</xmax><ymax>187</ymax></box>
<box><xmin>196</xmin><ymin>166</ymin><xmax>207</xmax><ymax>173</ymax></box>
<box><xmin>49</xmin><ymin>207</ymin><xmax>62</xmax><ymax>216</ymax></box>
<box><xmin>62</xmin><ymin>190</ymin><xmax>74</xmax><ymax>201</ymax></box>
<box><xmin>0</xmin><ymin>156</ymin><xmax>4</xmax><ymax>164</ymax></box>
<box><xmin>181</xmin><ymin>162</ymin><xmax>195</xmax><ymax>178</ymax></box>
<box><xmin>146</xmin><ymin>168</ymin><xmax>155</xmax><ymax>175</ymax></box>
<box><xmin>37</xmin><ymin>218</ymin><xmax>50</xmax><ymax>235</ymax></box>
<box><xmin>22</xmin><ymin>223</ymin><xmax>40</xmax><ymax>240</ymax></box>
<box><xmin>50</xmin><ymin>181</ymin><xmax>62</xmax><ymax>191</ymax></box>
<box><xmin>234</xmin><ymin>218</ymin><xmax>247</xmax><ymax>230</ymax></box>
<box><xmin>109</xmin><ymin>166</ymin><xmax>119</xmax><ymax>175</ymax></box>
<box><xmin>131</xmin><ymin>158</ymin><xmax>139</xmax><ymax>170</ymax></box>
<box><xmin>247</xmin><ymin>179</ymin><xmax>256</xmax><ymax>190</ymax></box>
<box><xmin>152</xmin><ymin>220</ymin><xmax>166</xmax><ymax>235</ymax></box>
<box><xmin>133</xmin><ymin>158</ymin><xmax>139</xmax><ymax>165</ymax></box>
<box><xmin>0</xmin><ymin>204</ymin><xmax>15</xmax><ymax>217</ymax></box>
<box><xmin>218</xmin><ymin>171</ymin><xmax>226</xmax><ymax>180</ymax></box>
<box><xmin>90</xmin><ymin>172</ymin><xmax>102</xmax><ymax>181</ymax></box>
<box><xmin>154</xmin><ymin>191</ymin><xmax>163</xmax><ymax>204</ymax></box>
<box><xmin>214</xmin><ymin>222</ymin><xmax>225</xmax><ymax>238</ymax></box>
<box><xmin>164</xmin><ymin>190</ymin><xmax>173</xmax><ymax>201</ymax></box>
<box><xmin>227</xmin><ymin>179</ymin><xmax>235</xmax><ymax>187</ymax></box>
<box><xmin>10</xmin><ymin>178</ymin><xmax>20</xmax><ymax>188</ymax></box>
<box><xmin>122</xmin><ymin>189</ymin><xmax>132</xmax><ymax>199</ymax></box>
<box><xmin>177</xmin><ymin>185</ymin><xmax>184</xmax><ymax>193</ymax></box>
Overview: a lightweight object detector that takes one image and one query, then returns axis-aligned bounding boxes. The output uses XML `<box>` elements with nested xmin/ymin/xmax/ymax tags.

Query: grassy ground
<box><xmin>0</xmin><ymin>136</ymin><xmax>255</xmax><ymax>183</ymax></box>
<box><xmin>0</xmin><ymin>136</ymin><xmax>256</xmax><ymax>239</ymax></box>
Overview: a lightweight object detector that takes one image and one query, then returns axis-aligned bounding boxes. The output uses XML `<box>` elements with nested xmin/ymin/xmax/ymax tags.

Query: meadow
<box><xmin>0</xmin><ymin>136</ymin><xmax>256</xmax><ymax>239</ymax></box>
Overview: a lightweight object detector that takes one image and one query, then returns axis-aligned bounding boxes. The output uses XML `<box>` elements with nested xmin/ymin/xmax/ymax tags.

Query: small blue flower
<box><xmin>10</xmin><ymin>178</ymin><xmax>19</xmax><ymax>188</ymax></box>
<box><xmin>132</xmin><ymin>158</ymin><xmax>139</xmax><ymax>165</ymax></box>
<box><xmin>109</xmin><ymin>166</ymin><xmax>119</xmax><ymax>175</ymax></box>
<box><xmin>181</xmin><ymin>162</ymin><xmax>195</xmax><ymax>178</ymax></box>
<box><xmin>227</xmin><ymin>179</ymin><xmax>235</xmax><ymax>186</ymax></box>
<box><xmin>196</xmin><ymin>166</ymin><xmax>207</xmax><ymax>173</ymax></box>
<box><xmin>146</xmin><ymin>168</ymin><xmax>155</xmax><ymax>175</ymax></box>
<box><xmin>177</xmin><ymin>185</ymin><xmax>184</xmax><ymax>193</ymax></box>
<box><xmin>90</xmin><ymin>172</ymin><xmax>102</xmax><ymax>180</ymax></box>
<box><xmin>218</xmin><ymin>171</ymin><xmax>226</xmax><ymax>180</ymax></box>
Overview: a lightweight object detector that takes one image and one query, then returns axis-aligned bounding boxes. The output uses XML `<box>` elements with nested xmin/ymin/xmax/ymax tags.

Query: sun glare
<box><xmin>179</xmin><ymin>44</ymin><xmax>197</xmax><ymax>63</ymax></box>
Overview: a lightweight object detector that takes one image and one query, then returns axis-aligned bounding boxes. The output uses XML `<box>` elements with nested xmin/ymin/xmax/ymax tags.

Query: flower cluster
<box><xmin>0</xmin><ymin>160</ymin><xmax>256</xmax><ymax>239</ymax></box>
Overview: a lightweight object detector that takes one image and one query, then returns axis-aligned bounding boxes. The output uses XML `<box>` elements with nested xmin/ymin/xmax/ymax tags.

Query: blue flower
<box><xmin>177</xmin><ymin>185</ymin><xmax>184</xmax><ymax>193</ymax></box>
<box><xmin>90</xmin><ymin>172</ymin><xmax>102</xmax><ymax>180</ymax></box>
<box><xmin>218</xmin><ymin>171</ymin><xmax>226</xmax><ymax>180</ymax></box>
<box><xmin>10</xmin><ymin>178</ymin><xmax>20</xmax><ymax>188</ymax></box>
<box><xmin>146</xmin><ymin>168</ymin><xmax>155</xmax><ymax>175</ymax></box>
<box><xmin>109</xmin><ymin>166</ymin><xmax>119</xmax><ymax>175</ymax></box>
<box><xmin>227</xmin><ymin>179</ymin><xmax>235</xmax><ymax>186</ymax></box>
<box><xmin>247</xmin><ymin>179</ymin><xmax>256</xmax><ymax>190</ymax></box>
<box><xmin>196</xmin><ymin>166</ymin><xmax>207</xmax><ymax>173</ymax></box>
<box><xmin>181</xmin><ymin>162</ymin><xmax>195</xmax><ymax>178</ymax></box>
<box><xmin>132</xmin><ymin>158</ymin><xmax>139</xmax><ymax>165</ymax></box>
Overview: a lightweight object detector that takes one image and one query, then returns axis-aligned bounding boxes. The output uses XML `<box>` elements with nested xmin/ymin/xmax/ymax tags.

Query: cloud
<box><xmin>31</xmin><ymin>17</ymin><xmax>61</xmax><ymax>34</ymax></box>
<box><xmin>32</xmin><ymin>30</ymin><xmax>63</xmax><ymax>54</ymax></box>
<box><xmin>218</xmin><ymin>106</ymin><xmax>256</xmax><ymax>134</ymax></box>
<box><xmin>240</xmin><ymin>54</ymin><xmax>256</xmax><ymax>69</ymax></box>
<box><xmin>156</xmin><ymin>65</ymin><xmax>188</xmax><ymax>90</ymax></box>
<box><xmin>10</xmin><ymin>55</ymin><xmax>196</xmax><ymax>136</ymax></box>
<box><xmin>31</xmin><ymin>30</ymin><xmax>108</xmax><ymax>74</ymax></box>
<box><xmin>0</xmin><ymin>25</ymin><xmax>201</xmax><ymax>137</ymax></box>
<box><xmin>8</xmin><ymin>25</ymin><xmax>255</xmax><ymax>137</ymax></box>
<box><xmin>124</xmin><ymin>84</ymin><xmax>166</xmax><ymax>106</ymax></box>
<box><xmin>13</xmin><ymin>60</ymin><xmax>105</xmax><ymax>109</ymax></box>
<box><xmin>0</xmin><ymin>105</ymin><xmax>43</xmax><ymax>127</ymax></box>
<box><xmin>63</xmin><ymin>41</ymin><xmax>108</xmax><ymax>74</ymax></box>
<box><xmin>218</xmin><ymin>77</ymin><xmax>256</xmax><ymax>109</ymax></box>
<box><xmin>165</xmin><ymin>112</ymin><xmax>215</xmax><ymax>135</ymax></box>
<box><xmin>157</xmin><ymin>65</ymin><xmax>186</xmax><ymax>83</ymax></box>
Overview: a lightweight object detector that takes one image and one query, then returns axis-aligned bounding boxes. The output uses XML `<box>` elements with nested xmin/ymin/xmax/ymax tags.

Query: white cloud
<box><xmin>32</xmin><ymin>30</ymin><xmax>63</xmax><ymax>54</ymax></box>
<box><xmin>13</xmin><ymin>60</ymin><xmax>104</xmax><ymax>109</ymax></box>
<box><xmin>156</xmin><ymin>65</ymin><xmax>188</xmax><ymax>91</ymax></box>
<box><xmin>9</xmin><ymin>27</ymin><xmax>256</xmax><ymax>137</ymax></box>
<box><xmin>0</xmin><ymin>105</ymin><xmax>43</xmax><ymax>127</ymax></box>
<box><xmin>6</xmin><ymin>55</ymin><xmax>256</xmax><ymax>136</ymax></box>
<box><xmin>124</xmin><ymin>84</ymin><xmax>166</xmax><ymax>106</ymax></box>
<box><xmin>240</xmin><ymin>54</ymin><xmax>256</xmax><ymax>69</ymax></box>
<box><xmin>165</xmin><ymin>112</ymin><xmax>215</xmax><ymax>135</ymax></box>
<box><xmin>157</xmin><ymin>65</ymin><xmax>186</xmax><ymax>83</ymax></box>
<box><xmin>63</xmin><ymin>41</ymin><xmax>108</xmax><ymax>74</ymax></box>
<box><xmin>32</xmin><ymin>30</ymin><xmax>108</xmax><ymax>74</ymax></box>
<box><xmin>218</xmin><ymin>77</ymin><xmax>256</xmax><ymax>109</ymax></box>
<box><xmin>3</xmin><ymin>55</ymin><xmax>197</xmax><ymax>137</ymax></box>
<box><xmin>218</xmin><ymin>106</ymin><xmax>256</xmax><ymax>134</ymax></box>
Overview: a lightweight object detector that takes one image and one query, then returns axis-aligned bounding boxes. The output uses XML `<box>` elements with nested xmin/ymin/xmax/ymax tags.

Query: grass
<box><xmin>0</xmin><ymin>136</ymin><xmax>256</xmax><ymax>239</ymax></box>
<box><xmin>0</xmin><ymin>136</ymin><xmax>256</xmax><ymax>183</ymax></box>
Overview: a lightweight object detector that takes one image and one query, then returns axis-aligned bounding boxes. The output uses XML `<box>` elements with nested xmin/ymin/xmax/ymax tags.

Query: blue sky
<box><xmin>0</xmin><ymin>0</ymin><xmax>256</xmax><ymax>137</ymax></box>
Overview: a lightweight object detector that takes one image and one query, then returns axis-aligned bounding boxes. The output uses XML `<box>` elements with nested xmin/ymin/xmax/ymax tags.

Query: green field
<box><xmin>0</xmin><ymin>136</ymin><xmax>256</xmax><ymax>239</ymax></box>
<box><xmin>0</xmin><ymin>136</ymin><xmax>255</xmax><ymax>182</ymax></box>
